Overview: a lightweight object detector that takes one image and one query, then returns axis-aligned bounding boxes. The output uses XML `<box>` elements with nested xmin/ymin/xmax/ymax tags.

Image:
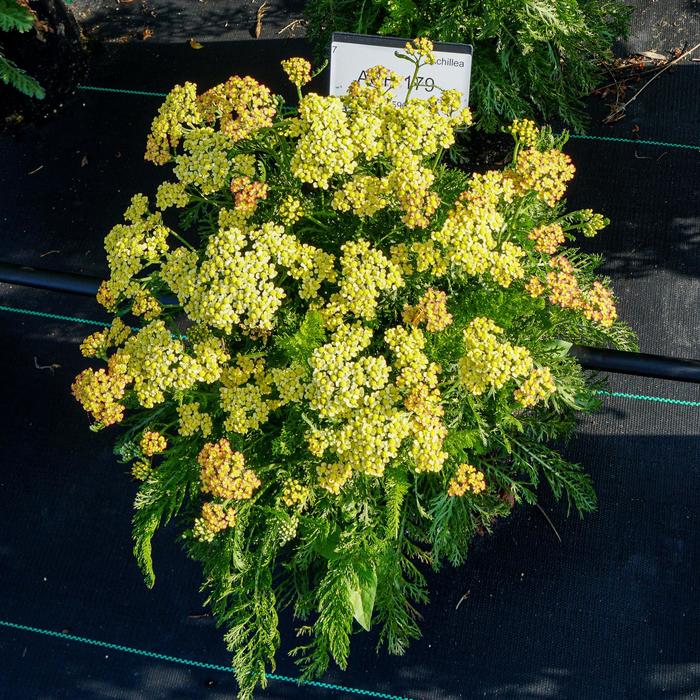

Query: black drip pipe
<box><xmin>1</xmin><ymin>261</ymin><xmax>699</xmax><ymax>384</ymax></box>
<box><xmin>0</xmin><ymin>262</ymin><xmax>177</xmax><ymax>306</ymax></box>
<box><xmin>569</xmin><ymin>345</ymin><xmax>700</xmax><ymax>384</ymax></box>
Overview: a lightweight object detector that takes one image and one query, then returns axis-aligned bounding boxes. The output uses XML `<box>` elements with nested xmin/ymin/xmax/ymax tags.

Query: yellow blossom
<box><xmin>198</xmin><ymin>438</ymin><xmax>260</xmax><ymax>500</ymax></box>
<box><xmin>514</xmin><ymin>367</ymin><xmax>556</xmax><ymax>407</ymax></box>
<box><xmin>281</xmin><ymin>57</ymin><xmax>312</xmax><ymax>87</ymax></box>
<box><xmin>448</xmin><ymin>463</ymin><xmax>486</xmax><ymax>496</ymax></box>
<box><xmin>141</xmin><ymin>430</ymin><xmax>167</xmax><ymax>456</ymax></box>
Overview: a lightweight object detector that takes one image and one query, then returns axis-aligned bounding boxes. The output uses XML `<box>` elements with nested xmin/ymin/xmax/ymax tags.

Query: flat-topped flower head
<box><xmin>281</xmin><ymin>57</ymin><xmax>312</xmax><ymax>87</ymax></box>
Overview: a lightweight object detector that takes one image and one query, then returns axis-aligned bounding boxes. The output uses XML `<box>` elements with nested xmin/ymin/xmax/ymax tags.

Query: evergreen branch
<box><xmin>0</xmin><ymin>53</ymin><xmax>44</xmax><ymax>99</ymax></box>
<box><xmin>0</xmin><ymin>0</ymin><xmax>34</xmax><ymax>32</ymax></box>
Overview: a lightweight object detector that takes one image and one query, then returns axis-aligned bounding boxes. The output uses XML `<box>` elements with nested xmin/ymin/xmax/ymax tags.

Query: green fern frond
<box><xmin>0</xmin><ymin>53</ymin><xmax>44</xmax><ymax>99</ymax></box>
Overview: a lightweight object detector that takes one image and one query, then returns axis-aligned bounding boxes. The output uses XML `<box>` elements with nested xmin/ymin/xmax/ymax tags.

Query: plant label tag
<box><xmin>329</xmin><ymin>32</ymin><xmax>472</xmax><ymax>108</ymax></box>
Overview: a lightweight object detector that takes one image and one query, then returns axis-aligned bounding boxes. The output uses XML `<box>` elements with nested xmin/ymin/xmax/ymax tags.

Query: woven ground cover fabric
<box><xmin>1</xmin><ymin>7</ymin><xmax>699</xmax><ymax>698</ymax></box>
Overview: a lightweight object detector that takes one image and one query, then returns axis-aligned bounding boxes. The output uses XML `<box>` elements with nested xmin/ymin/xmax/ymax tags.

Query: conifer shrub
<box><xmin>72</xmin><ymin>43</ymin><xmax>635</xmax><ymax>698</ymax></box>
<box><xmin>306</xmin><ymin>0</ymin><xmax>631</xmax><ymax>131</ymax></box>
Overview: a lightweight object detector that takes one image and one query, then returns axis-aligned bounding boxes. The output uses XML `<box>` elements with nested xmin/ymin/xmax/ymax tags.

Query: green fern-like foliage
<box><xmin>0</xmin><ymin>0</ymin><xmax>45</xmax><ymax>99</ymax></box>
<box><xmin>305</xmin><ymin>0</ymin><xmax>631</xmax><ymax>131</ymax></box>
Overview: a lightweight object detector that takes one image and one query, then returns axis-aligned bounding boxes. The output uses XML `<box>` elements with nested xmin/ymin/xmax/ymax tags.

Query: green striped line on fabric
<box><xmin>0</xmin><ymin>619</ymin><xmax>413</xmax><ymax>700</ymax></box>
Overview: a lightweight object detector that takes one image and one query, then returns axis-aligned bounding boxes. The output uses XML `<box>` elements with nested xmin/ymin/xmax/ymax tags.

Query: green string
<box><xmin>0</xmin><ymin>304</ymin><xmax>109</xmax><ymax>328</ymax></box>
<box><xmin>1</xmin><ymin>303</ymin><xmax>697</xmax><ymax>406</ymax></box>
<box><xmin>73</xmin><ymin>84</ymin><xmax>700</xmax><ymax>151</ymax></box>
<box><xmin>596</xmin><ymin>390</ymin><xmax>700</xmax><ymax>407</ymax></box>
<box><xmin>78</xmin><ymin>85</ymin><xmax>169</xmax><ymax>98</ymax></box>
<box><xmin>567</xmin><ymin>133</ymin><xmax>699</xmax><ymax>151</ymax></box>
<box><xmin>0</xmin><ymin>618</ymin><xmax>412</xmax><ymax>700</ymax></box>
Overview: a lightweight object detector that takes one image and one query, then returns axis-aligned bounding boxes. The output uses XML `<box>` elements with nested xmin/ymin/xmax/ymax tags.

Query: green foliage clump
<box><xmin>0</xmin><ymin>0</ymin><xmax>45</xmax><ymax>99</ymax></box>
<box><xmin>71</xmin><ymin>50</ymin><xmax>635</xmax><ymax>699</ymax></box>
<box><xmin>306</xmin><ymin>0</ymin><xmax>631</xmax><ymax>131</ymax></box>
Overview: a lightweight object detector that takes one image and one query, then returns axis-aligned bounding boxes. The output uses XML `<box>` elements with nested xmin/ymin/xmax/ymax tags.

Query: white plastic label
<box><xmin>329</xmin><ymin>33</ymin><xmax>472</xmax><ymax>108</ymax></box>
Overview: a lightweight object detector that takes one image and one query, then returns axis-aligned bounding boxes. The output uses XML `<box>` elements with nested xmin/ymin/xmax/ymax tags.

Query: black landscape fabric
<box><xmin>1</xmin><ymin>4</ymin><xmax>699</xmax><ymax>698</ymax></box>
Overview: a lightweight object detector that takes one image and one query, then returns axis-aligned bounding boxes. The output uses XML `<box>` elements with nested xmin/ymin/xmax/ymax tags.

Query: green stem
<box><xmin>168</xmin><ymin>229</ymin><xmax>196</xmax><ymax>251</ymax></box>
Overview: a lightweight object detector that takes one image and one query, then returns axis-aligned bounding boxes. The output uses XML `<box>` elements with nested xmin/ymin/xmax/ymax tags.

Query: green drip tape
<box><xmin>0</xmin><ymin>618</ymin><xmax>413</xmax><ymax>700</ymax></box>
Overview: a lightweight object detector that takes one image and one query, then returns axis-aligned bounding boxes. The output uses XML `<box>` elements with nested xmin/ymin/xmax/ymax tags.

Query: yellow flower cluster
<box><xmin>512</xmin><ymin>148</ymin><xmax>575</xmax><ymax>207</ymax></box>
<box><xmin>411</xmin><ymin>240</ymin><xmax>447</xmax><ymax>276</ymax></box>
<box><xmin>132</xmin><ymin>289</ymin><xmax>161</xmax><ymax>320</ymax></box>
<box><xmin>514</xmin><ymin>367</ymin><xmax>556</xmax><ymax>407</ymax></box>
<box><xmin>306</xmin><ymin>324</ymin><xmax>411</xmax><ymax>482</ymax></box>
<box><xmin>103</xmin><ymin>195</ymin><xmax>170</xmax><ymax>301</ymax></box>
<box><xmin>545</xmin><ymin>256</ymin><xmax>617</xmax><ymax>327</ymax></box>
<box><xmin>432</xmin><ymin>170</ymin><xmax>524</xmax><ymax>286</ymax></box>
<box><xmin>131</xmin><ymin>459</ymin><xmax>152</xmax><ymax>481</ymax></box>
<box><xmin>281</xmin><ymin>57</ymin><xmax>312</xmax><ymax>87</ymax></box>
<box><xmin>270</xmin><ymin>363</ymin><xmax>307</xmax><ymax>404</ymax></box>
<box><xmin>447</xmin><ymin>463</ymin><xmax>486</xmax><ymax>497</ymax></box>
<box><xmin>220</xmin><ymin>355</ymin><xmax>276</xmax><ymax>433</ymax></box>
<box><xmin>459</xmin><ymin>317</ymin><xmax>533</xmax><ymax>395</ymax></box>
<box><xmin>525</xmin><ymin>276</ymin><xmax>545</xmax><ymax>298</ymax></box>
<box><xmin>231</xmin><ymin>154</ymin><xmax>257</xmax><ymax>178</ymax></box>
<box><xmin>306</xmin><ymin>323</ymin><xmax>375</xmax><ymax>420</ymax></box>
<box><xmin>323</xmin><ymin>239</ymin><xmax>403</xmax><ymax>324</ymax></box>
<box><xmin>72</xmin><ymin>351</ymin><xmax>131</xmax><ymax>426</ymax></box>
<box><xmin>80</xmin><ymin>318</ymin><xmax>131</xmax><ymax>358</ymax></box>
<box><xmin>291</xmin><ymin>94</ymin><xmax>356</xmax><ymax>188</ymax></box>
<box><xmin>546</xmin><ymin>255</ymin><xmax>584</xmax><ymax>311</ymax></box>
<box><xmin>251</xmin><ymin>221</ymin><xmax>337</xmax><ymax>301</ymax></box>
<box><xmin>156</xmin><ymin>181</ymin><xmax>189</xmax><ymax>210</ymax></box>
<box><xmin>173</xmin><ymin>127</ymin><xmax>233</xmax><ymax>195</ymax></box>
<box><xmin>389</xmin><ymin>243</ymin><xmax>413</xmax><ymax>276</ymax></box>
<box><xmin>529</xmin><ymin>223</ymin><xmax>565</xmax><ymax>255</ymax></box>
<box><xmin>578</xmin><ymin>209</ymin><xmax>608</xmax><ymax>238</ymax></box>
<box><xmin>279</xmin><ymin>195</ymin><xmax>304</xmax><ymax>225</ymax></box>
<box><xmin>230</xmin><ymin>176</ymin><xmax>268</xmax><ymax>219</ymax></box>
<box><xmin>402</xmin><ymin>288</ymin><xmax>453</xmax><ymax>332</ymax></box>
<box><xmin>145</xmin><ymin>82</ymin><xmax>201</xmax><ymax>165</ymax></box>
<box><xmin>282</xmin><ymin>478</ymin><xmax>308</xmax><ymax>508</ymax></box>
<box><xmin>165</xmin><ymin>224</ymin><xmax>283</xmax><ymax>335</ymax></box>
<box><xmin>385</xmin><ymin>325</ymin><xmax>448</xmax><ymax>473</ymax></box>
<box><xmin>387</xmin><ymin>156</ymin><xmax>439</xmax><ymax>229</ymax></box>
<box><xmin>96</xmin><ymin>281</ymin><xmax>117</xmax><ymax>311</ymax></box>
<box><xmin>332</xmin><ymin>175</ymin><xmax>389</xmax><ymax>217</ymax></box>
<box><xmin>583</xmin><ymin>281</ymin><xmax>617</xmax><ymax>328</ymax></box>
<box><xmin>193</xmin><ymin>501</ymin><xmax>237</xmax><ymax>542</ymax></box>
<box><xmin>507</xmin><ymin>118</ymin><xmax>539</xmax><ymax>147</ymax></box>
<box><xmin>403</xmin><ymin>37</ymin><xmax>437</xmax><ymax>65</ymax></box>
<box><xmin>198</xmin><ymin>75</ymin><xmax>277</xmax><ymax>142</ymax></box>
<box><xmin>141</xmin><ymin>430</ymin><xmax>167</xmax><ymax>456</ymax></box>
<box><xmin>317</xmin><ymin>461</ymin><xmax>353</xmax><ymax>494</ymax></box>
<box><xmin>198</xmin><ymin>438</ymin><xmax>260</xmax><ymax>500</ymax></box>
<box><xmin>177</xmin><ymin>401</ymin><xmax>213</xmax><ymax>437</ymax></box>
<box><xmin>120</xmin><ymin>321</ymin><xmax>229</xmax><ymax>408</ymax></box>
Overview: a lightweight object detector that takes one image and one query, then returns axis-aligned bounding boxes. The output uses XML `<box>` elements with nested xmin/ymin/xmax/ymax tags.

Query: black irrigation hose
<box><xmin>569</xmin><ymin>346</ymin><xmax>700</xmax><ymax>384</ymax></box>
<box><xmin>1</xmin><ymin>261</ymin><xmax>699</xmax><ymax>384</ymax></box>
<box><xmin>0</xmin><ymin>262</ymin><xmax>177</xmax><ymax>306</ymax></box>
